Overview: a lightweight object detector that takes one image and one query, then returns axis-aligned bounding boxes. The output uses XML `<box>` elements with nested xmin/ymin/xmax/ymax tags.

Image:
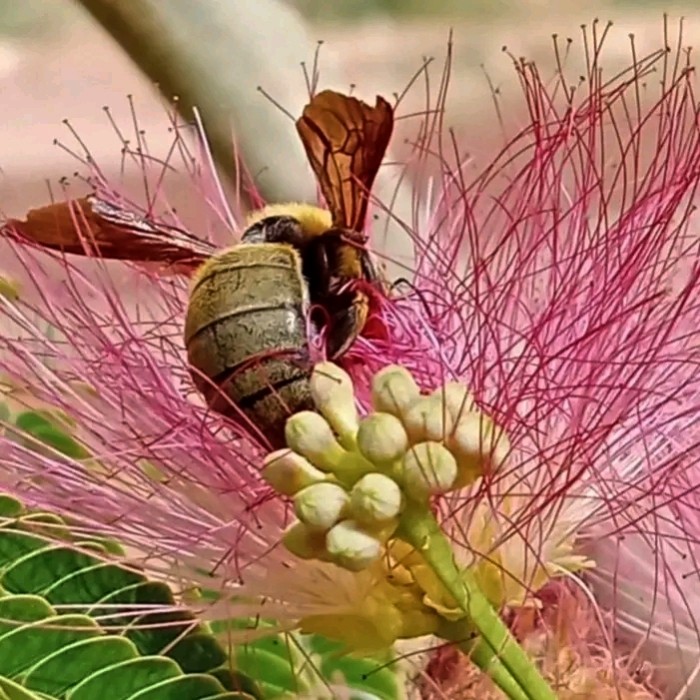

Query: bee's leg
<box><xmin>301</xmin><ymin>232</ymin><xmax>335</xmax><ymax>299</ymax></box>
<box><xmin>324</xmin><ymin>290</ymin><xmax>370</xmax><ymax>359</ymax></box>
<box><xmin>241</xmin><ymin>216</ymin><xmax>307</xmax><ymax>247</ymax></box>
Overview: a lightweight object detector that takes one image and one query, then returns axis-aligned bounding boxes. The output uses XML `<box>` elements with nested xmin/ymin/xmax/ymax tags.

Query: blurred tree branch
<box><xmin>73</xmin><ymin>0</ymin><xmax>326</xmax><ymax>203</ymax></box>
<box><xmin>72</xmin><ymin>0</ymin><xmax>415</xmax><ymax>273</ymax></box>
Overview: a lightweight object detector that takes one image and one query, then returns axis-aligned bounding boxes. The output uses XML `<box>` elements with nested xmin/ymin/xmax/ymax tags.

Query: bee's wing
<box><xmin>2</xmin><ymin>195</ymin><xmax>217</xmax><ymax>275</ymax></box>
<box><xmin>295</xmin><ymin>90</ymin><xmax>394</xmax><ymax>233</ymax></box>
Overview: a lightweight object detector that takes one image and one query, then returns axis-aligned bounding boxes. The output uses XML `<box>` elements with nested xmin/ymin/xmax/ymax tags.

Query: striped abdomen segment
<box><xmin>184</xmin><ymin>244</ymin><xmax>315</xmax><ymax>447</ymax></box>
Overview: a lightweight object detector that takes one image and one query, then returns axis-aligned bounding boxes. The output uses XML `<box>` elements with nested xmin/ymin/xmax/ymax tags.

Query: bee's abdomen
<box><xmin>184</xmin><ymin>245</ymin><xmax>314</xmax><ymax>446</ymax></box>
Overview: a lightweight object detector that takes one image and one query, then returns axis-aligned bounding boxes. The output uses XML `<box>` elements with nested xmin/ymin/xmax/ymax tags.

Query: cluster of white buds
<box><xmin>262</xmin><ymin>362</ymin><xmax>510</xmax><ymax>572</ymax></box>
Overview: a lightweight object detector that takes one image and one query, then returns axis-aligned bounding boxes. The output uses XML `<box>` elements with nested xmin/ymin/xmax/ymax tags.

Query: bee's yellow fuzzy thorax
<box><xmin>245</xmin><ymin>203</ymin><xmax>333</xmax><ymax>238</ymax></box>
<box><xmin>189</xmin><ymin>204</ymin><xmax>333</xmax><ymax>291</ymax></box>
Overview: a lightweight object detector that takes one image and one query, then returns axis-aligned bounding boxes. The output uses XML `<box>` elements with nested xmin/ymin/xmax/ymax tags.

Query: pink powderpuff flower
<box><xmin>588</xmin><ymin>470</ymin><xmax>700</xmax><ymax>697</ymax></box>
<box><xmin>0</xmin><ymin>18</ymin><xmax>699</xmax><ymax>697</ymax></box>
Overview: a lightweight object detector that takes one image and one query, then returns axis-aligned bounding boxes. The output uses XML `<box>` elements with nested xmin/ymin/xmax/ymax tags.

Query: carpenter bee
<box><xmin>3</xmin><ymin>90</ymin><xmax>394</xmax><ymax>448</ymax></box>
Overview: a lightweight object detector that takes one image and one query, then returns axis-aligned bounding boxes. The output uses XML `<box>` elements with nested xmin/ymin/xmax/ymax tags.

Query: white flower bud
<box><xmin>357</xmin><ymin>413</ymin><xmax>409</xmax><ymax>465</ymax></box>
<box><xmin>294</xmin><ymin>482</ymin><xmax>349</xmax><ymax>530</ymax></box>
<box><xmin>371</xmin><ymin>365</ymin><xmax>420</xmax><ymax>417</ymax></box>
<box><xmin>326</xmin><ymin>520</ymin><xmax>383</xmax><ymax>571</ymax></box>
<box><xmin>261</xmin><ymin>449</ymin><xmax>328</xmax><ymax>495</ymax></box>
<box><xmin>285</xmin><ymin>411</ymin><xmax>346</xmax><ymax>472</ymax></box>
<box><xmin>448</xmin><ymin>413</ymin><xmax>510</xmax><ymax>487</ymax></box>
<box><xmin>350</xmin><ymin>473</ymin><xmax>403</xmax><ymax>524</ymax></box>
<box><xmin>282</xmin><ymin>521</ymin><xmax>327</xmax><ymax>560</ymax></box>
<box><xmin>402</xmin><ymin>395</ymin><xmax>455</xmax><ymax>444</ymax></box>
<box><xmin>310</xmin><ymin>362</ymin><xmax>359</xmax><ymax>446</ymax></box>
<box><xmin>431</xmin><ymin>381</ymin><xmax>476</xmax><ymax>423</ymax></box>
<box><xmin>401</xmin><ymin>441</ymin><xmax>458</xmax><ymax>499</ymax></box>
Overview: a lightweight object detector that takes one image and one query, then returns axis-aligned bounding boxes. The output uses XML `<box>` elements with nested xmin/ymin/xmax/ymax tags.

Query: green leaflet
<box><xmin>210</xmin><ymin>616</ymin><xmax>405</xmax><ymax>700</ymax></box>
<box><xmin>0</xmin><ymin>497</ymin><xmax>260</xmax><ymax>700</ymax></box>
<box><xmin>0</xmin><ymin>402</ymin><xmax>12</xmax><ymax>426</ymax></box>
<box><xmin>209</xmin><ymin>617</ymin><xmax>312</xmax><ymax>697</ymax></box>
<box><xmin>0</xmin><ymin>403</ymin><xmax>90</xmax><ymax>462</ymax></box>
<box><xmin>305</xmin><ymin>635</ymin><xmax>404</xmax><ymax>700</ymax></box>
<box><xmin>12</xmin><ymin>411</ymin><xmax>89</xmax><ymax>460</ymax></box>
<box><xmin>0</xmin><ymin>675</ymin><xmax>47</xmax><ymax>700</ymax></box>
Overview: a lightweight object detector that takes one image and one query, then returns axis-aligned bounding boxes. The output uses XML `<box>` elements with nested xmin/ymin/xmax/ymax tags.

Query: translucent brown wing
<box><xmin>2</xmin><ymin>195</ymin><xmax>217</xmax><ymax>275</ymax></box>
<box><xmin>295</xmin><ymin>90</ymin><xmax>394</xmax><ymax>233</ymax></box>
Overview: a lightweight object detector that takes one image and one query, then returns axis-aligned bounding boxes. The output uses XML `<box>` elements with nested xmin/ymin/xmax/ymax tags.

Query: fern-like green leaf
<box><xmin>0</xmin><ymin>497</ymin><xmax>260</xmax><ymax>700</ymax></box>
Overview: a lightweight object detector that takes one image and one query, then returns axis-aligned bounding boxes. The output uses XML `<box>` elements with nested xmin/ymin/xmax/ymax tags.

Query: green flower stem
<box><xmin>397</xmin><ymin>502</ymin><xmax>556</xmax><ymax>700</ymax></box>
<box><xmin>437</xmin><ymin>619</ymin><xmax>530</xmax><ymax>700</ymax></box>
<box><xmin>461</xmin><ymin>638</ymin><xmax>530</xmax><ymax>700</ymax></box>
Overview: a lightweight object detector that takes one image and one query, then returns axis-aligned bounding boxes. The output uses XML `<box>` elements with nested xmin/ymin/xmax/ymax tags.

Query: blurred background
<box><xmin>0</xmin><ymin>0</ymin><xmax>697</xmax><ymax>224</ymax></box>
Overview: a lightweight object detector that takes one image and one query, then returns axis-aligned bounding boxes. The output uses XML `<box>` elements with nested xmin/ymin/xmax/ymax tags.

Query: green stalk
<box><xmin>467</xmin><ymin>640</ymin><xmax>530</xmax><ymax>700</ymax></box>
<box><xmin>436</xmin><ymin>622</ymin><xmax>530</xmax><ymax>700</ymax></box>
<box><xmin>397</xmin><ymin>502</ymin><xmax>556</xmax><ymax>700</ymax></box>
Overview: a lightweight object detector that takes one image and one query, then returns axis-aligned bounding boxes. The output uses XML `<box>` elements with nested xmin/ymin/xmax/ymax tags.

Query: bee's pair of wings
<box><xmin>3</xmin><ymin>91</ymin><xmax>394</xmax><ymax>277</ymax></box>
